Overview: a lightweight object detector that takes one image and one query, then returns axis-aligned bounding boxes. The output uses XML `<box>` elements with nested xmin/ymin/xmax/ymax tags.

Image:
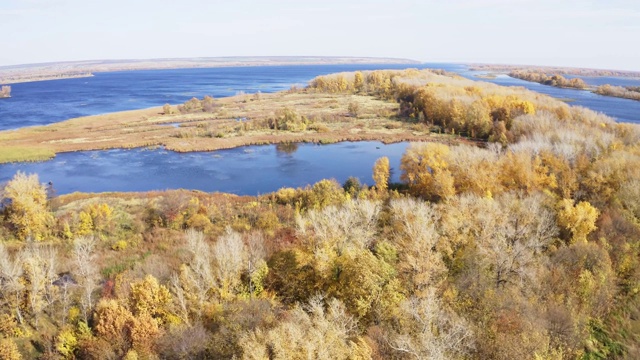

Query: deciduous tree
<box><xmin>3</xmin><ymin>172</ymin><xmax>52</xmax><ymax>240</ymax></box>
<box><xmin>372</xmin><ymin>157</ymin><xmax>390</xmax><ymax>192</ymax></box>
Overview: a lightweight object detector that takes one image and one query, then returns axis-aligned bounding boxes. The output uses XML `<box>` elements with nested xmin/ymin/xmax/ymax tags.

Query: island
<box><xmin>470</xmin><ymin>65</ymin><xmax>640</xmax><ymax>102</ymax></box>
<box><xmin>0</xmin><ymin>85</ymin><xmax>10</xmax><ymax>98</ymax></box>
<box><xmin>469</xmin><ymin>63</ymin><xmax>640</xmax><ymax>78</ymax></box>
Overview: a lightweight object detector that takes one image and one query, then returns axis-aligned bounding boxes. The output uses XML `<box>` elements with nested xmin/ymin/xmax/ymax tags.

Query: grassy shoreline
<box><xmin>0</xmin><ymin>89</ymin><xmax>456</xmax><ymax>164</ymax></box>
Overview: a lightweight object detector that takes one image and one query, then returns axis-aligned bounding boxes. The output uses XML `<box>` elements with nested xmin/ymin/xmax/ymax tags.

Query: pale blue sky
<box><xmin>1</xmin><ymin>0</ymin><xmax>639</xmax><ymax>70</ymax></box>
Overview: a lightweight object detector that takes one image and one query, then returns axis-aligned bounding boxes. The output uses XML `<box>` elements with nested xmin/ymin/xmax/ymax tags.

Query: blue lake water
<box><xmin>1</xmin><ymin>63</ymin><xmax>639</xmax><ymax>195</ymax></box>
<box><xmin>0</xmin><ymin>141</ymin><xmax>408</xmax><ymax>195</ymax></box>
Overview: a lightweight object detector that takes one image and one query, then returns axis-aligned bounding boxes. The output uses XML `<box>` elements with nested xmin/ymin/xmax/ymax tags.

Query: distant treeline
<box><xmin>595</xmin><ymin>84</ymin><xmax>640</xmax><ymax>101</ymax></box>
<box><xmin>509</xmin><ymin>71</ymin><xmax>588</xmax><ymax>89</ymax></box>
<box><xmin>0</xmin><ymin>85</ymin><xmax>10</xmax><ymax>98</ymax></box>
<box><xmin>0</xmin><ymin>72</ymin><xmax>93</xmax><ymax>84</ymax></box>
<box><xmin>471</xmin><ymin>64</ymin><xmax>640</xmax><ymax>78</ymax></box>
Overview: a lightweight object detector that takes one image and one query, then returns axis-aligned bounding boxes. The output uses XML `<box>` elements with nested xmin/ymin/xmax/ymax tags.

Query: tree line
<box><xmin>595</xmin><ymin>84</ymin><xmax>640</xmax><ymax>101</ymax></box>
<box><xmin>508</xmin><ymin>71</ymin><xmax>588</xmax><ymax>89</ymax></box>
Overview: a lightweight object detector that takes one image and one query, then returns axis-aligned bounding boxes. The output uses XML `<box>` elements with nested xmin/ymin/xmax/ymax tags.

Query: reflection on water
<box><xmin>0</xmin><ymin>141</ymin><xmax>409</xmax><ymax>195</ymax></box>
<box><xmin>275</xmin><ymin>142</ymin><xmax>300</xmax><ymax>155</ymax></box>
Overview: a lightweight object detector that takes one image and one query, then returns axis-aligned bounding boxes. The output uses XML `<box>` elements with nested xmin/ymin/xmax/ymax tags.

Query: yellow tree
<box><xmin>0</xmin><ymin>339</ymin><xmax>22</xmax><ymax>360</ymax></box>
<box><xmin>372</xmin><ymin>157</ymin><xmax>390</xmax><ymax>192</ymax></box>
<box><xmin>400</xmin><ymin>143</ymin><xmax>455</xmax><ymax>201</ymax></box>
<box><xmin>556</xmin><ymin>199</ymin><xmax>599</xmax><ymax>243</ymax></box>
<box><xmin>353</xmin><ymin>71</ymin><xmax>364</xmax><ymax>93</ymax></box>
<box><xmin>3</xmin><ymin>172</ymin><xmax>52</xmax><ymax>240</ymax></box>
<box><xmin>129</xmin><ymin>275</ymin><xmax>173</xmax><ymax>323</ymax></box>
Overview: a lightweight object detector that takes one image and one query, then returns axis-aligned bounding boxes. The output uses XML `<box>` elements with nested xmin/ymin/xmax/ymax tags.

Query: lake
<box><xmin>1</xmin><ymin>63</ymin><xmax>639</xmax><ymax>195</ymax></box>
<box><xmin>0</xmin><ymin>141</ymin><xmax>408</xmax><ymax>195</ymax></box>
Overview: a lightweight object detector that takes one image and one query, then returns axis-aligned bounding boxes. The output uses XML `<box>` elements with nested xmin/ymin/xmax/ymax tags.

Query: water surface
<box><xmin>0</xmin><ymin>141</ymin><xmax>408</xmax><ymax>195</ymax></box>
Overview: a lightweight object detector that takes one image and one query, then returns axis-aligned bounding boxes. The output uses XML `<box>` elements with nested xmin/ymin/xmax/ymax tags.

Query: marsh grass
<box><xmin>0</xmin><ymin>146</ymin><xmax>55</xmax><ymax>163</ymax></box>
<box><xmin>0</xmin><ymin>90</ymin><xmax>437</xmax><ymax>162</ymax></box>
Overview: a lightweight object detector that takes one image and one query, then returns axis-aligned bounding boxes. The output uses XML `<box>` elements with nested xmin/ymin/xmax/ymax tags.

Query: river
<box><xmin>1</xmin><ymin>63</ymin><xmax>638</xmax><ymax>195</ymax></box>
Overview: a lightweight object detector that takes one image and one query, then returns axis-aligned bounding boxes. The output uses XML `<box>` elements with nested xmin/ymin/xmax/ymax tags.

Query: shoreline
<box><xmin>508</xmin><ymin>74</ymin><xmax>640</xmax><ymax>102</ymax></box>
<box><xmin>0</xmin><ymin>73</ymin><xmax>94</xmax><ymax>84</ymax></box>
<box><xmin>0</xmin><ymin>89</ymin><xmax>463</xmax><ymax>164</ymax></box>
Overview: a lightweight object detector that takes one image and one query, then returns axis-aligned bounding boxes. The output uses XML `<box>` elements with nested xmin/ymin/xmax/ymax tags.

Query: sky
<box><xmin>1</xmin><ymin>0</ymin><xmax>639</xmax><ymax>71</ymax></box>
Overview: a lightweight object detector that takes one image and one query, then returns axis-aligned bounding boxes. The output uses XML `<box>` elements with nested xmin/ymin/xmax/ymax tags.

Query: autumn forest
<box><xmin>1</xmin><ymin>69</ymin><xmax>640</xmax><ymax>359</ymax></box>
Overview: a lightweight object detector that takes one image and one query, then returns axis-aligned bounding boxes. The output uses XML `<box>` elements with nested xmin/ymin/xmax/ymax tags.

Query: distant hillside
<box><xmin>0</xmin><ymin>56</ymin><xmax>421</xmax><ymax>84</ymax></box>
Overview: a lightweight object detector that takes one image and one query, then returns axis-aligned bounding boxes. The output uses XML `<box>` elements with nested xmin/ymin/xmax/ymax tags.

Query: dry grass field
<box><xmin>0</xmin><ymin>89</ymin><xmax>452</xmax><ymax>164</ymax></box>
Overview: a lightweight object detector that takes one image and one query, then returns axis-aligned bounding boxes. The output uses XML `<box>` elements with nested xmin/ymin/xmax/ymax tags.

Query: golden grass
<box><xmin>0</xmin><ymin>146</ymin><xmax>56</xmax><ymax>163</ymax></box>
<box><xmin>0</xmin><ymin>90</ymin><xmax>453</xmax><ymax>163</ymax></box>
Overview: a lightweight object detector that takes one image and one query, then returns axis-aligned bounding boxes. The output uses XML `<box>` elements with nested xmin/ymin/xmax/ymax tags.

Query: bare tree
<box><xmin>390</xmin><ymin>289</ymin><xmax>475</xmax><ymax>360</ymax></box>
<box><xmin>172</xmin><ymin>229</ymin><xmax>214</xmax><ymax>320</ymax></box>
<box><xmin>20</xmin><ymin>242</ymin><xmax>58</xmax><ymax>328</ymax></box>
<box><xmin>297</xmin><ymin>199</ymin><xmax>381</xmax><ymax>256</ymax></box>
<box><xmin>212</xmin><ymin>227</ymin><xmax>246</xmax><ymax>299</ymax></box>
<box><xmin>0</xmin><ymin>243</ymin><xmax>25</xmax><ymax>324</ymax></box>
<box><xmin>390</xmin><ymin>198</ymin><xmax>445</xmax><ymax>292</ymax></box>
<box><xmin>471</xmin><ymin>192</ymin><xmax>557</xmax><ymax>289</ymax></box>
<box><xmin>73</xmin><ymin>236</ymin><xmax>100</xmax><ymax>322</ymax></box>
<box><xmin>246</xmin><ymin>231</ymin><xmax>266</xmax><ymax>298</ymax></box>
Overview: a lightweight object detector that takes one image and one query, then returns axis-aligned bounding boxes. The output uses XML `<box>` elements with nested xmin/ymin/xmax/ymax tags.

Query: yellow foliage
<box><xmin>556</xmin><ymin>199</ymin><xmax>599</xmax><ymax>243</ymax></box>
<box><xmin>124</xmin><ymin>349</ymin><xmax>139</xmax><ymax>360</ymax></box>
<box><xmin>3</xmin><ymin>171</ymin><xmax>52</xmax><ymax>240</ymax></box>
<box><xmin>256</xmin><ymin>211</ymin><xmax>280</xmax><ymax>236</ymax></box>
<box><xmin>129</xmin><ymin>312</ymin><xmax>160</xmax><ymax>353</ymax></box>
<box><xmin>372</xmin><ymin>156</ymin><xmax>390</xmax><ymax>192</ymax></box>
<box><xmin>0</xmin><ymin>314</ymin><xmax>21</xmax><ymax>338</ymax></box>
<box><xmin>0</xmin><ymin>338</ymin><xmax>22</xmax><ymax>360</ymax></box>
<box><xmin>111</xmin><ymin>240</ymin><xmax>128</xmax><ymax>251</ymax></box>
<box><xmin>68</xmin><ymin>307</ymin><xmax>81</xmax><ymax>324</ymax></box>
<box><xmin>55</xmin><ymin>328</ymin><xmax>78</xmax><ymax>359</ymax></box>
<box><xmin>185</xmin><ymin>213</ymin><xmax>212</xmax><ymax>232</ymax></box>
<box><xmin>400</xmin><ymin>143</ymin><xmax>455</xmax><ymax>201</ymax></box>
<box><xmin>94</xmin><ymin>299</ymin><xmax>134</xmax><ymax>341</ymax></box>
<box><xmin>353</xmin><ymin>71</ymin><xmax>364</xmax><ymax>93</ymax></box>
<box><xmin>129</xmin><ymin>274</ymin><xmax>173</xmax><ymax>322</ymax></box>
<box><xmin>76</xmin><ymin>211</ymin><xmax>94</xmax><ymax>236</ymax></box>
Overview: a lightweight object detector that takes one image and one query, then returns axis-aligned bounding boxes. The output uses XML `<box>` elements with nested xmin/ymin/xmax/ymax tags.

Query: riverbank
<box><xmin>0</xmin><ymin>72</ymin><xmax>94</xmax><ymax>84</ymax></box>
<box><xmin>0</xmin><ymin>89</ymin><xmax>452</xmax><ymax>164</ymax></box>
<box><xmin>469</xmin><ymin>63</ymin><xmax>640</xmax><ymax>78</ymax></box>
